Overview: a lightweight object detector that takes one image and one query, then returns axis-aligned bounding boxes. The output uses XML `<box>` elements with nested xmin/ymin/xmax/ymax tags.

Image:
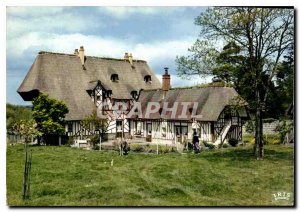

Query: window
<box><xmin>67</xmin><ymin>123</ymin><xmax>73</xmax><ymax>133</ymax></box>
<box><xmin>111</xmin><ymin>74</ymin><xmax>119</xmax><ymax>82</ymax></box>
<box><xmin>175</xmin><ymin>125</ymin><xmax>188</xmax><ymax>137</ymax></box>
<box><xmin>144</xmin><ymin>75</ymin><xmax>152</xmax><ymax>83</ymax></box>
<box><xmin>116</xmin><ymin>120</ymin><xmax>123</xmax><ymax>132</ymax></box>
<box><xmin>131</xmin><ymin>90</ymin><xmax>138</xmax><ymax>99</ymax></box>
<box><xmin>104</xmin><ymin>90</ymin><xmax>112</xmax><ymax>98</ymax></box>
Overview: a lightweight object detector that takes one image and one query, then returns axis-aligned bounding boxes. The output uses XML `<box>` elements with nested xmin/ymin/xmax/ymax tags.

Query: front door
<box><xmin>146</xmin><ymin>123</ymin><xmax>152</xmax><ymax>136</ymax></box>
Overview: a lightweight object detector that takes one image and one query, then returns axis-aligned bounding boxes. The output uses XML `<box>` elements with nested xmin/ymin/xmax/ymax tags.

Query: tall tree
<box><xmin>32</xmin><ymin>93</ymin><xmax>69</xmax><ymax>144</ymax></box>
<box><xmin>176</xmin><ymin>7</ymin><xmax>294</xmax><ymax>159</ymax></box>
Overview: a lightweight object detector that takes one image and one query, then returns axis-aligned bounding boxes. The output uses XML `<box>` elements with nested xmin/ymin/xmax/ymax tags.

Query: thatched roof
<box><xmin>136</xmin><ymin>87</ymin><xmax>248</xmax><ymax>121</ymax></box>
<box><xmin>18</xmin><ymin>51</ymin><xmax>161</xmax><ymax>120</ymax></box>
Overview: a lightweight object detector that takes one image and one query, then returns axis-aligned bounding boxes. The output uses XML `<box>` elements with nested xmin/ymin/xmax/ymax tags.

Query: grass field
<box><xmin>6</xmin><ymin>144</ymin><xmax>294</xmax><ymax>206</ymax></box>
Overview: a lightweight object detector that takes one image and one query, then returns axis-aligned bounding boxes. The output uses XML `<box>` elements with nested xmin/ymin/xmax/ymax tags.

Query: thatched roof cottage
<box><xmin>18</xmin><ymin>46</ymin><xmax>248</xmax><ymax>145</ymax></box>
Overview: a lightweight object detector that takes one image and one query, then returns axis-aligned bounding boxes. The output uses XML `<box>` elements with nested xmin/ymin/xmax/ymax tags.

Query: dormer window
<box><xmin>111</xmin><ymin>74</ymin><xmax>119</xmax><ymax>82</ymax></box>
<box><xmin>106</xmin><ymin>90</ymin><xmax>112</xmax><ymax>98</ymax></box>
<box><xmin>144</xmin><ymin>75</ymin><xmax>152</xmax><ymax>83</ymax></box>
<box><xmin>131</xmin><ymin>90</ymin><xmax>138</xmax><ymax>99</ymax></box>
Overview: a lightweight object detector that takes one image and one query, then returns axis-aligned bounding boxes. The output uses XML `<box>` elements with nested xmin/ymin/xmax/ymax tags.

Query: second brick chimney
<box><xmin>162</xmin><ymin>67</ymin><xmax>171</xmax><ymax>99</ymax></box>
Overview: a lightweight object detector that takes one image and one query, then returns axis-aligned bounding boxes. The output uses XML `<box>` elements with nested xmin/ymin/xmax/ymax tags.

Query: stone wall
<box><xmin>242</xmin><ymin>120</ymin><xmax>293</xmax><ymax>135</ymax></box>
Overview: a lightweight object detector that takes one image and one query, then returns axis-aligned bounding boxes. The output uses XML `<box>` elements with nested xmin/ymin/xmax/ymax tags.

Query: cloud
<box><xmin>7</xmin><ymin>6</ymin><xmax>65</xmax><ymax>18</ymax></box>
<box><xmin>7</xmin><ymin>9</ymin><xmax>104</xmax><ymax>38</ymax></box>
<box><xmin>6</xmin><ymin>6</ymin><xmax>212</xmax><ymax>105</ymax></box>
<box><xmin>155</xmin><ymin>74</ymin><xmax>212</xmax><ymax>88</ymax></box>
<box><xmin>7</xmin><ymin>31</ymin><xmax>194</xmax><ymax>64</ymax></box>
<box><xmin>98</xmin><ymin>7</ymin><xmax>186</xmax><ymax>19</ymax></box>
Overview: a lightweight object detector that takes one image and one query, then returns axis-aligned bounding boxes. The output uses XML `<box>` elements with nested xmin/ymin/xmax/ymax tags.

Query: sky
<box><xmin>6</xmin><ymin>6</ymin><xmax>211</xmax><ymax>106</ymax></box>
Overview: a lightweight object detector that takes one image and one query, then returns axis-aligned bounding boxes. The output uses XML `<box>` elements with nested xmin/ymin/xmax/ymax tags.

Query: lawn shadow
<box><xmin>201</xmin><ymin>146</ymin><xmax>294</xmax><ymax>162</ymax></box>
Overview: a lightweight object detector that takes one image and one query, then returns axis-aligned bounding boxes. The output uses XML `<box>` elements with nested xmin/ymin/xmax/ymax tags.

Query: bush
<box><xmin>203</xmin><ymin>141</ymin><xmax>215</xmax><ymax>150</ymax></box>
<box><xmin>187</xmin><ymin>142</ymin><xmax>194</xmax><ymax>151</ymax></box>
<box><xmin>246</xmin><ymin>134</ymin><xmax>281</xmax><ymax>145</ymax></box>
<box><xmin>130</xmin><ymin>144</ymin><xmax>145</xmax><ymax>152</ymax></box>
<box><xmin>222</xmin><ymin>143</ymin><xmax>229</xmax><ymax>148</ymax></box>
<box><xmin>90</xmin><ymin>135</ymin><xmax>100</xmax><ymax>147</ymax></box>
<box><xmin>121</xmin><ymin>141</ymin><xmax>130</xmax><ymax>155</ymax></box>
<box><xmin>93</xmin><ymin>145</ymin><xmax>100</xmax><ymax>150</ymax></box>
<box><xmin>228</xmin><ymin>138</ymin><xmax>238</xmax><ymax>147</ymax></box>
<box><xmin>263</xmin><ymin>134</ymin><xmax>281</xmax><ymax>145</ymax></box>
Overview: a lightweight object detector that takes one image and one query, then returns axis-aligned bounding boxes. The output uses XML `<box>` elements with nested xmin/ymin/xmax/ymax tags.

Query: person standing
<box><xmin>192</xmin><ymin>131</ymin><xmax>200</xmax><ymax>154</ymax></box>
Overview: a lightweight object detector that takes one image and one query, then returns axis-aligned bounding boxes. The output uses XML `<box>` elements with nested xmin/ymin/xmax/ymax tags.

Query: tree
<box><xmin>176</xmin><ymin>7</ymin><xmax>294</xmax><ymax>159</ymax></box>
<box><xmin>12</xmin><ymin>119</ymin><xmax>41</xmax><ymax>143</ymax></box>
<box><xmin>32</xmin><ymin>93</ymin><xmax>69</xmax><ymax>144</ymax></box>
<box><xmin>81</xmin><ymin>110</ymin><xmax>108</xmax><ymax>149</ymax></box>
<box><xmin>6</xmin><ymin>104</ymin><xmax>32</xmax><ymax>134</ymax></box>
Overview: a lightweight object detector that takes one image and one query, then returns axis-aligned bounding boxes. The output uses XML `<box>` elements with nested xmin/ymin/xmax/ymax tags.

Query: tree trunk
<box><xmin>254</xmin><ymin>91</ymin><xmax>264</xmax><ymax>159</ymax></box>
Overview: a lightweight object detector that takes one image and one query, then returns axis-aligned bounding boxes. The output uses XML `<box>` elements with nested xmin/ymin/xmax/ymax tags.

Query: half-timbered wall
<box><xmin>130</xmin><ymin>120</ymin><xmax>213</xmax><ymax>142</ymax></box>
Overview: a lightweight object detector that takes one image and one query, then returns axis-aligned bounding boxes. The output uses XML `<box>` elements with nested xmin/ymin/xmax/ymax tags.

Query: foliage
<box><xmin>274</xmin><ymin>120</ymin><xmax>293</xmax><ymax>144</ymax></box>
<box><xmin>187</xmin><ymin>142</ymin><xmax>194</xmax><ymax>151</ymax></box>
<box><xmin>203</xmin><ymin>141</ymin><xmax>215</xmax><ymax>150</ymax></box>
<box><xmin>12</xmin><ymin>120</ymin><xmax>41</xmax><ymax>143</ymax></box>
<box><xmin>121</xmin><ymin>141</ymin><xmax>130</xmax><ymax>155</ymax></box>
<box><xmin>130</xmin><ymin>144</ymin><xmax>145</xmax><ymax>153</ymax></box>
<box><xmin>6</xmin><ymin>104</ymin><xmax>32</xmax><ymax>133</ymax></box>
<box><xmin>32</xmin><ymin>93</ymin><xmax>69</xmax><ymax>137</ymax></box>
<box><xmin>228</xmin><ymin>138</ymin><xmax>238</xmax><ymax>147</ymax></box>
<box><xmin>90</xmin><ymin>135</ymin><xmax>100</xmax><ymax>148</ymax></box>
<box><xmin>222</xmin><ymin>143</ymin><xmax>229</xmax><ymax>148</ymax></box>
<box><xmin>247</xmin><ymin>134</ymin><xmax>281</xmax><ymax>145</ymax></box>
<box><xmin>243</xmin><ymin>134</ymin><xmax>254</xmax><ymax>144</ymax></box>
<box><xmin>262</xmin><ymin>118</ymin><xmax>278</xmax><ymax>123</ymax></box>
<box><xmin>81</xmin><ymin>110</ymin><xmax>108</xmax><ymax>138</ymax></box>
<box><xmin>7</xmin><ymin>145</ymin><xmax>294</xmax><ymax>206</ymax></box>
<box><xmin>245</xmin><ymin>120</ymin><xmax>255</xmax><ymax>134</ymax></box>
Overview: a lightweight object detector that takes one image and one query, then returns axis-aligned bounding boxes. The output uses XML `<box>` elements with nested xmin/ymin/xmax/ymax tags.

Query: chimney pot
<box><xmin>124</xmin><ymin>52</ymin><xmax>129</xmax><ymax>59</ymax></box>
<box><xmin>164</xmin><ymin>67</ymin><xmax>169</xmax><ymax>74</ymax></box>
<box><xmin>78</xmin><ymin>46</ymin><xmax>85</xmax><ymax>65</ymax></box>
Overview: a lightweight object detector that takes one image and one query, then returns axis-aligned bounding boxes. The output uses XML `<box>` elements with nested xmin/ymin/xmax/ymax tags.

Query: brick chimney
<box><xmin>162</xmin><ymin>67</ymin><xmax>171</xmax><ymax>99</ymax></box>
<box><xmin>79</xmin><ymin>46</ymin><xmax>85</xmax><ymax>65</ymax></box>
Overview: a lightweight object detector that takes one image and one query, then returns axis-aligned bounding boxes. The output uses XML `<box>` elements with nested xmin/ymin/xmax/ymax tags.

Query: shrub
<box><xmin>121</xmin><ymin>141</ymin><xmax>130</xmax><ymax>155</ymax></box>
<box><xmin>187</xmin><ymin>142</ymin><xmax>194</xmax><ymax>151</ymax></box>
<box><xmin>93</xmin><ymin>145</ymin><xmax>100</xmax><ymax>150</ymax></box>
<box><xmin>67</xmin><ymin>136</ymin><xmax>74</xmax><ymax>146</ymax></box>
<box><xmin>90</xmin><ymin>135</ymin><xmax>100</xmax><ymax>147</ymax></box>
<box><xmin>203</xmin><ymin>141</ymin><xmax>215</xmax><ymax>150</ymax></box>
<box><xmin>247</xmin><ymin>134</ymin><xmax>281</xmax><ymax>145</ymax></box>
<box><xmin>228</xmin><ymin>138</ymin><xmax>238</xmax><ymax>147</ymax></box>
<box><xmin>222</xmin><ymin>143</ymin><xmax>229</xmax><ymax>148</ymax></box>
<box><xmin>131</xmin><ymin>145</ymin><xmax>144</xmax><ymax>152</ymax></box>
<box><xmin>148</xmin><ymin>149</ymin><xmax>156</xmax><ymax>153</ymax></box>
<box><xmin>263</xmin><ymin>134</ymin><xmax>281</xmax><ymax>145</ymax></box>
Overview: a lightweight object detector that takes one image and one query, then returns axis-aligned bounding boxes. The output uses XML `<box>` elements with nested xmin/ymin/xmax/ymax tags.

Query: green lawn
<box><xmin>7</xmin><ymin>144</ymin><xmax>294</xmax><ymax>206</ymax></box>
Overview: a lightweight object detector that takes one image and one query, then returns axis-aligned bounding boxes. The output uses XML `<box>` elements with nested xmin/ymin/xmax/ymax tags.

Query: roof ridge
<box><xmin>38</xmin><ymin>51</ymin><xmax>147</xmax><ymax>63</ymax></box>
<box><xmin>141</xmin><ymin>85</ymin><xmax>233</xmax><ymax>92</ymax></box>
